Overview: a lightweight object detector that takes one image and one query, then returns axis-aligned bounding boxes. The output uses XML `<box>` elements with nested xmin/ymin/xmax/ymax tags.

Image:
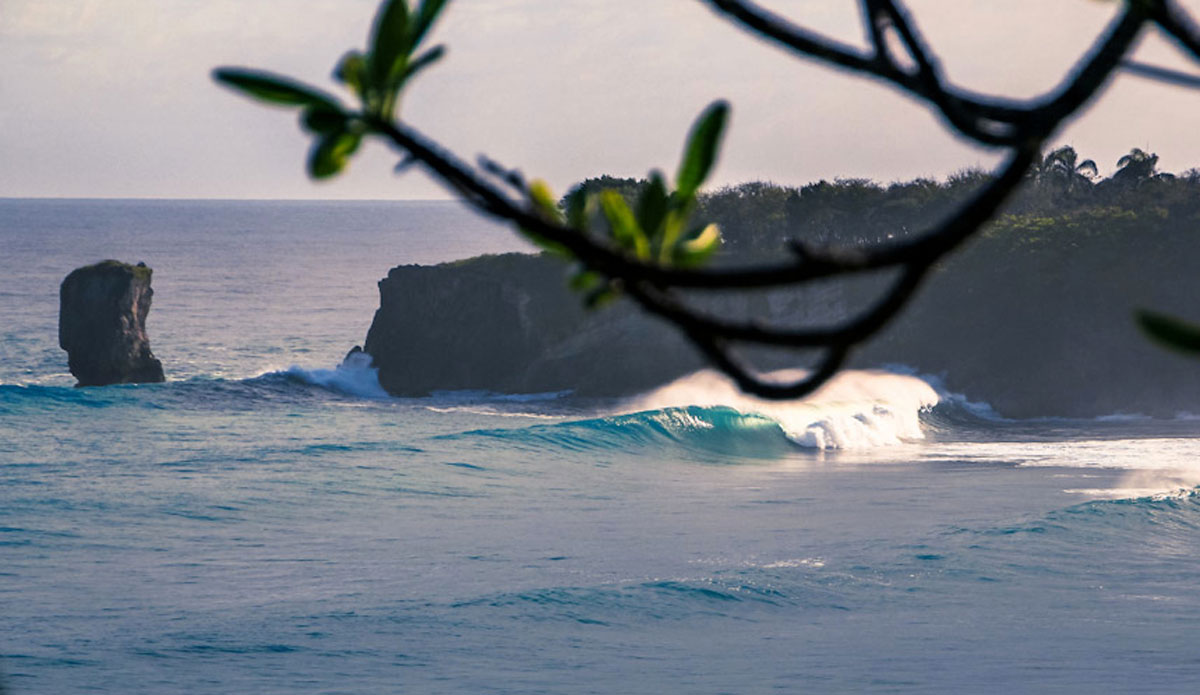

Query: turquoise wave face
<box><xmin>8</xmin><ymin>367</ymin><xmax>1200</xmax><ymax>693</ymax></box>
<box><xmin>443</xmin><ymin>406</ymin><xmax>797</xmax><ymax>460</ymax></box>
<box><xmin>6</xmin><ymin>369</ymin><xmax>1195</xmax><ymax>461</ymax></box>
<box><xmin>0</xmin><ymin>367</ymin><xmax>395</xmax><ymax>416</ymax></box>
<box><xmin>980</xmin><ymin>487</ymin><xmax>1200</xmax><ymax>539</ymax></box>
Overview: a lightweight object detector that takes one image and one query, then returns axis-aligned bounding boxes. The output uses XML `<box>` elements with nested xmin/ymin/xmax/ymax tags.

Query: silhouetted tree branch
<box><xmin>215</xmin><ymin>0</ymin><xmax>1200</xmax><ymax>399</ymax></box>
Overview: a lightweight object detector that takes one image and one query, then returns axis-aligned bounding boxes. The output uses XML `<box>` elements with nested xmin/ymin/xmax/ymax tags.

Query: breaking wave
<box><xmin>623</xmin><ymin>368</ymin><xmax>941</xmax><ymax>449</ymax></box>
<box><xmin>451</xmin><ymin>368</ymin><xmax>944</xmax><ymax>453</ymax></box>
<box><xmin>268</xmin><ymin>350</ymin><xmax>391</xmax><ymax>400</ymax></box>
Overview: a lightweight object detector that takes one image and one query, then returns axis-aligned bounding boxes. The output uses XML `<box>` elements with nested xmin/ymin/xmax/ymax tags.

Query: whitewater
<box><xmin>5</xmin><ymin>199</ymin><xmax>1200</xmax><ymax>694</ymax></box>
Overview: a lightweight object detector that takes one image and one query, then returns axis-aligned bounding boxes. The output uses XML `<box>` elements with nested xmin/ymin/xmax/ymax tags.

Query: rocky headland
<box><xmin>358</xmin><ymin>176</ymin><xmax>1200</xmax><ymax>418</ymax></box>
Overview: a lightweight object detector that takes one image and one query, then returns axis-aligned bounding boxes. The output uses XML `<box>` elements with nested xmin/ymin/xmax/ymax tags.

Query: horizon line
<box><xmin>0</xmin><ymin>196</ymin><xmax>462</xmax><ymax>203</ymax></box>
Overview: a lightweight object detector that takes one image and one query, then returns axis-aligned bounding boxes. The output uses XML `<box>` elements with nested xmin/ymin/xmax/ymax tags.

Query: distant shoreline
<box><xmin>0</xmin><ymin>197</ymin><xmax>460</xmax><ymax>204</ymax></box>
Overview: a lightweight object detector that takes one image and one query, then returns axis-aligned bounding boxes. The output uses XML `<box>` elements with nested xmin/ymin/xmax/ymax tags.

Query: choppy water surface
<box><xmin>4</xmin><ymin>200</ymin><xmax>1200</xmax><ymax>693</ymax></box>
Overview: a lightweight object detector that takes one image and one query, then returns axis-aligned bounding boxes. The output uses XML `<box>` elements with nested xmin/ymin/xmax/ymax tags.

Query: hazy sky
<box><xmin>3</xmin><ymin>0</ymin><xmax>1200</xmax><ymax>199</ymax></box>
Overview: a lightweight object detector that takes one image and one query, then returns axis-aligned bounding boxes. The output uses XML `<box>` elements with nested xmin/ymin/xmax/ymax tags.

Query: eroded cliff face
<box><xmin>361</xmin><ymin>230</ymin><xmax>1200</xmax><ymax>418</ymax></box>
<box><xmin>857</xmin><ymin>228</ymin><xmax>1200</xmax><ymax>418</ymax></box>
<box><xmin>59</xmin><ymin>260</ymin><xmax>165</xmax><ymax>386</ymax></box>
<box><xmin>362</xmin><ymin>253</ymin><xmax>856</xmax><ymax>399</ymax></box>
<box><xmin>364</xmin><ymin>254</ymin><xmax>701</xmax><ymax>397</ymax></box>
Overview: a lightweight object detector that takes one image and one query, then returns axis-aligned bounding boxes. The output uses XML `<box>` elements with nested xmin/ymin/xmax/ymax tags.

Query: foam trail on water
<box><xmin>281</xmin><ymin>350</ymin><xmax>391</xmax><ymax>399</ymax></box>
<box><xmin>623</xmin><ymin>368</ymin><xmax>940</xmax><ymax>450</ymax></box>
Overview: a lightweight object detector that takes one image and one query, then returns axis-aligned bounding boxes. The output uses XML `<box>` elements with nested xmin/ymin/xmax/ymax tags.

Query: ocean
<box><xmin>4</xmin><ymin>199</ymin><xmax>1200</xmax><ymax>693</ymax></box>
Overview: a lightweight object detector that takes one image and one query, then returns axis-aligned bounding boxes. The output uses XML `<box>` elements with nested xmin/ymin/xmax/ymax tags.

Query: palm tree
<box><xmin>1112</xmin><ymin>147</ymin><xmax>1173</xmax><ymax>185</ymax></box>
<box><xmin>1035</xmin><ymin>145</ymin><xmax>1098</xmax><ymax>193</ymax></box>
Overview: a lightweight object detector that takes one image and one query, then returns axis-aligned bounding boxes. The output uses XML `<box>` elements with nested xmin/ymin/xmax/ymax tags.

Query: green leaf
<box><xmin>528</xmin><ymin>179</ymin><xmax>563</xmax><ymax>223</ymax></box>
<box><xmin>518</xmin><ymin>229</ymin><xmax>570</xmax><ymax>257</ymax></box>
<box><xmin>568</xmin><ymin>269</ymin><xmax>603</xmax><ymax>293</ymax></box>
<box><xmin>301</xmin><ymin>106</ymin><xmax>348</xmax><ymax>135</ymax></box>
<box><xmin>395</xmin><ymin>44</ymin><xmax>446</xmax><ymax>89</ymax></box>
<box><xmin>334</xmin><ymin>51</ymin><xmax>368</xmax><ymax>97</ymax></box>
<box><xmin>1136</xmin><ymin>309</ymin><xmax>1200</xmax><ymax>355</ymax></box>
<box><xmin>214</xmin><ymin>68</ymin><xmax>339</xmax><ymax>110</ymax></box>
<box><xmin>565</xmin><ymin>189</ymin><xmax>590</xmax><ymax>230</ymax></box>
<box><xmin>517</xmin><ymin>181</ymin><xmax>570</xmax><ymax>256</ymax></box>
<box><xmin>636</xmin><ymin>171</ymin><xmax>669</xmax><ymax>243</ymax></box>
<box><xmin>657</xmin><ymin>206</ymin><xmax>688</xmax><ymax>263</ymax></box>
<box><xmin>584</xmin><ymin>285</ymin><xmax>620</xmax><ymax>310</ymax></box>
<box><xmin>674</xmin><ymin>224</ymin><xmax>722</xmax><ymax>267</ymax></box>
<box><xmin>676</xmin><ymin>100</ymin><xmax>730</xmax><ymax>197</ymax></box>
<box><xmin>411</xmin><ymin>0</ymin><xmax>450</xmax><ymax>51</ymax></box>
<box><xmin>308</xmin><ymin>130</ymin><xmax>362</xmax><ymax>179</ymax></box>
<box><xmin>370</xmin><ymin>0</ymin><xmax>412</xmax><ymax>87</ymax></box>
<box><xmin>600</xmin><ymin>190</ymin><xmax>649</xmax><ymax>260</ymax></box>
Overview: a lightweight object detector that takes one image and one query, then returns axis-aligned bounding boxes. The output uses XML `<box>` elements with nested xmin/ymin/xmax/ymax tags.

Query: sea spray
<box><xmin>622</xmin><ymin>368</ymin><xmax>941</xmax><ymax>450</ymax></box>
<box><xmin>279</xmin><ymin>350</ymin><xmax>391</xmax><ymax>400</ymax></box>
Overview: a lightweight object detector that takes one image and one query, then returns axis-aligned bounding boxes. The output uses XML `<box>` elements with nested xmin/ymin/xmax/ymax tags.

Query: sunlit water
<box><xmin>4</xmin><ymin>200</ymin><xmax>1200</xmax><ymax>693</ymax></box>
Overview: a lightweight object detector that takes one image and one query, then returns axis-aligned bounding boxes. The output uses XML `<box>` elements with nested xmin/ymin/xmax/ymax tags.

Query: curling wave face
<box><xmin>444</xmin><ymin>405</ymin><xmax>797</xmax><ymax>459</ymax></box>
<box><xmin>622</xmin><ymin>368</ymin><xmax>941</xmax><ymax>450</ymax></box>
<box><xmin>446</xmin><ymin>368</ymin><xmax>943</xmax><ymax>455</ymax></box>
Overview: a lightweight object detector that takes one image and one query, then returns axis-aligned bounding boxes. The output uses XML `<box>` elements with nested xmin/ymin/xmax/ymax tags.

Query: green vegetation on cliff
<box><xmin>70</xmin><ymin>259</ymin><xmax>153</xmax><ymax>282</ymax></box>
<box><xmin>391</xmin><ymin>149</ymin><xmax>1200</xmax><ymax>415</ymax></box>
<box><xmin>561</xmin><ymin>146</ymin><xmax>1200</xmax><ymax>264</ymax></box>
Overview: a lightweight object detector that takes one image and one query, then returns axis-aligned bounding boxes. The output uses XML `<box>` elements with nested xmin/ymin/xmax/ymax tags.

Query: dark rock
<box><xmin>360</xmin><ymin>234</ymin><xmax>1200</xmax><ymax>418</ymax></box>
<box><xmin>361</xmin><ymin>253</ymin><xmax>842</xmax><ymax>398</ymax></box>
<box><xmin>364</xmin><ymin>254</ymin><xmax>697</xmax><ymax>397</ymax></box>
<box><xmin>59</xmin><ymin>260</ymin><xmax>165</xmax><ymax>386</ymax></box>
<box><xmin>343</xmin><ymin>345</ymin><xmax>369</xmax><ymax>365</ymax></box>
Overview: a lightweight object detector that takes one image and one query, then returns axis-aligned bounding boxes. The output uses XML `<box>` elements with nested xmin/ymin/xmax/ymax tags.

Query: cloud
<box><xmin>1</xmin><ymin>1</ymin><xmax>102</xmax><ymax>38</ymax></box>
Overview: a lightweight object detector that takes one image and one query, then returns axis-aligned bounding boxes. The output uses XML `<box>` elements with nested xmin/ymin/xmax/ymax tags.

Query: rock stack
<box><xmin>59</xmin><ymin>260</ymin><xmax>165</xmax><ymax>386</ymax></box>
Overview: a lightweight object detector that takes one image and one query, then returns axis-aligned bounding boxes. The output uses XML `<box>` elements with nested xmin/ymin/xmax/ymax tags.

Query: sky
<box><xmin>2</xmin><ymin>0</ymin><xmax>1200</xmax><ymax>200</ymax></box>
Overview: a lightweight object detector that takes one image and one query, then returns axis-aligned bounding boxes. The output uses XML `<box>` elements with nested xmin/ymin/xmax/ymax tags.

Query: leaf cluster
<box><xmin>213</xmin><ymin>0</ymin><xmax>729</xmax><ymax>313</ymax></box>
<box><xmin>519</xmin><ymin>102</ymin><xmax>730</xmax><ymax>307</ymax></box>
<box><xmin>1138</xmin><ymin>310</ymin><xmax>1200</xmax><ymax>356</ymax></box>
<box><xmin>214</xmin><ymin>0</ymin><xmax>449</xmax><ymax>179</ymax></box>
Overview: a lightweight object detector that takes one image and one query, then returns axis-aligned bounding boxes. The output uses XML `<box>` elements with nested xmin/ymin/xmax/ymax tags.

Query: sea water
<box><xmin>4</xmin><ymin>199</ymin><xmax>1200</xmax><ymax>694</ymax></box>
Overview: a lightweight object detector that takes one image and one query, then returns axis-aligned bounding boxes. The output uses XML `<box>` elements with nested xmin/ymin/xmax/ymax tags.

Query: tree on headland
<box><xmin>1032</xmin><ymin>146</ymin><xmax>1098</xmax><ymax>194</ymax></box>
<box><xmin>1111</xmin><ymin>146</ymin><xmax>1175</xmax><ymax>186</ymax></box>
<box><xmin>214</xmin><ymin>0</ymin><xmax>1200</xmax><ymax>398</ymax></box>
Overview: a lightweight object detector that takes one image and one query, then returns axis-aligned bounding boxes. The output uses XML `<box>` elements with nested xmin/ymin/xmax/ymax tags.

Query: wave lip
<box><xmin>265</xmin><ymin>350</ymin><xmax>391</xmax><ymax>400</ymax></box>
<box><xmin>622</xmin><ymin>368</ymin><xmax>940</xmax><ymax>450</ymax></box>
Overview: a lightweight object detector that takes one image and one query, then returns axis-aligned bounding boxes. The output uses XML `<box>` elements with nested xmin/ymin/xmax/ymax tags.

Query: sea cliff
<box><xmin>362</xmin><ymin>253</ymin><xmax>800</xmax><ymax>397</ymax></box>
<box><xmin>361</xmin><ymin>182</ymin><xmax>1200</xmax><ymax>418</ymax></box>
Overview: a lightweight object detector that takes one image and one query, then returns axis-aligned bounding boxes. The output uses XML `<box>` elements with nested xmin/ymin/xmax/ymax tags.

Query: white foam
<box><xmin>925</xmin><ymin>438</ymin><xmax>1200</xmax><ymax>497</ymax></box>
<box><xmin>428</xmin><ymin>389</ymin><xmax>570</xmax><ymax>403</ymax></box>
<box><xmin>284</xmin><ymin>350</ymin><xmax>391</xmax><ymax>400</ymax></box>
<box><xmin>930</xmin><ymin>438</ymin><xmax>1200</xmax><ymax>471</ymax></box>
<box><xmin>760</xmin><ymin>557</ymin><xmax>826</xmax><ymax>569</ymax></box>
<box><xmin>622</xmin><ymin>368</ymin><xmax>940</xmax><ymax>450</ymax></box>
<box><xmin>1094</xmin><ymin>413</ymin><xmax>1153</xmax><ymax>423</ymax></box>
<box><xmin>422</xmin><ymin>405</ymin><xmax>565</xmax><ymax>419</ymax></box>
